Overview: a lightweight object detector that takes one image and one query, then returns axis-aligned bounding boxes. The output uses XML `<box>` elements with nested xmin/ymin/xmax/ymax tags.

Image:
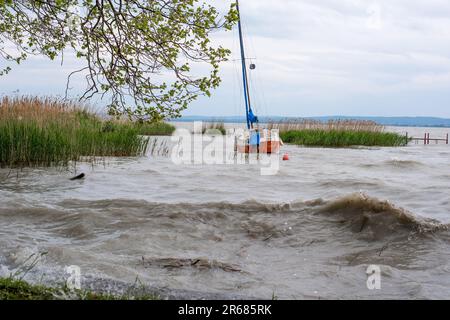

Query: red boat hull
<box><xmin>237</xmin><ymin>140</ymin><xmax>281</xmax><ymax>154</ymax></box>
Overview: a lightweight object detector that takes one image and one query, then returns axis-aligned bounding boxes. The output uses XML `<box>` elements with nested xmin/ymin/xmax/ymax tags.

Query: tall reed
<box><xmin>268</xmin><ymin>119</ymin><xmax>385</xmax><ymax>133</ymax></box>
<box><xmin>137</xmin><ymin>122</ymin><xmax>176</xmax><ymax>136</ymax></box>
<box><xmin>280</xmin><ymin>130</ymin><xmax>406</xmax><ymax>147</ymax></box>
<box><xmin>202</xmin><ymin>122</ymin><xmax>226</xmax><ymax>135</ymax></box>
<box><xmin>0</xmin><ymin>97</ymin><xmax>149</xmax><ymax>167</ymax></box>
<box><xmin>269</xmin><ymin>119</ymin><xmax>406</xmax><ymax>147</ymax></box>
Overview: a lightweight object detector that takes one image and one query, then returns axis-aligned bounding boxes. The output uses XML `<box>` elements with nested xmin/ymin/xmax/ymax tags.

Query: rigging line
<box><xmin>231</xmin><ymin>40</ymin><xmax>241</xmax><ymax>120</ymax></box>
<box><xmin>248</xmin><ymin>61</ymin><xmax>269</xmax><ymax>120</ymax></box>
<box><xmin>250</xmin><ymin>57</ymin><xmax>270</xmax><ymax>119</ymax></box>
<box><xmin>241</xmin><ymin>11</ymin><xmax>266</xmax><ymax>118</ymax></box>
<box><xmin>231</xmin><ymin>25</ymin><xmax>237</xmax><ymax>119</ymax></box>
<box><xmin>240</xmin><ymin>14</ymin><xmax>254</xmax><ymax>115</ymax></box>
<box><xmin>236</xmin><ymin>0</ymin><xmax>252</xmax><ymax>129</ymax></box>
<box><xmin>246</xmin><ymin>65</ymin><xmax>263</xmax><ymax>120</ymax></box>
<box><xmin>232</xmin><ymin>25</ymin><xmax>244</xmax><ymax>120</ymax></box>
<box><xmin>229</xmin><ymin>58</ymin><xmax>257</xmax><ymax>62</ymax></box>
<box><xmin>236</xmin><ymin>61</ymin><xmax>244</xmax><ymax>121</ymax></box>
<box><xmin>232</xmin><ymin>32</ymin><xmax>241</xmax><ymax>119</ymax></box>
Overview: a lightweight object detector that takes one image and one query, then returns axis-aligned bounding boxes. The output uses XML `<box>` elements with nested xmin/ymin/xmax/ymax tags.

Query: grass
<box><xmin>0</xmin><ymin>277</ymin><xmax>55</xmax><ymax>300</ymax></box>
<box><xmin>0</xmin><ymin>277</ymin><xmax>159</xmax><ymax>300</ymax></box>
<box><xmin>269</xmin><ymin>119</ymin><xmax>386</xmax><ymax>133</ymax></box>
<box><xmin>280</xmin><ymin>130</ymin><xmax>407</xmax><ymax>147</ymax></box>
<box><xmin>202</xmin><ymin>122</ymin><xmax>226</xmax><ymax>135</ymax></box>
<box><xmin>135</xmin><ymin>121</ymin><xmax>176</xmax><ymax>136</ymax></box>
<box><xmin>0</xmin><ymin>97</ymin><xmax>174</xmax><ymax>167</ymax></box>
<box><xmin>0</xmin><ymin>252</ymin><xmax>158</xmax><ymax>300</ymax></box>
<box><xmin>269</xmin><ymin>119</ymin><xmax>407</xmax><ymax>147</ymax></box>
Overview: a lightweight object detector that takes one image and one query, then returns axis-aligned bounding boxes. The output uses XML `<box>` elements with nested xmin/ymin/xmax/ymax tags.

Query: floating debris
<box><xmin>70</xmin><ymin>173</ymin><xmax>85</xmax><ymax>181</ymax></box>
<box><xmin>141</xmin><ymin>257</ymin><xmax>242</xmax><ymax>273</ymax></box>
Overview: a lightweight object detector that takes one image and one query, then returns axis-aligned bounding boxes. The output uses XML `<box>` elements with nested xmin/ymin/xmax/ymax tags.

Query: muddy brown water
<box><xmin>0</xmin><ymin>126</ymin><xmax>449</xmax><ymax>299</ymax></box>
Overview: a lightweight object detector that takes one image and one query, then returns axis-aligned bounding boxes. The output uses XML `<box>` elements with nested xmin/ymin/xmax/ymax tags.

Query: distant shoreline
<box><xmin>173</xmin><ymin>116</ymin><xmax>450</xmax><ymax>128</ymax></box>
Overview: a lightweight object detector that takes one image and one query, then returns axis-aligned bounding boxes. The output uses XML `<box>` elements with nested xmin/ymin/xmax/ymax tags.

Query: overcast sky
<box><xmin>1</xmin><ymin>0</ymin><xmax>450</xmax><ymax>118</ymax></box>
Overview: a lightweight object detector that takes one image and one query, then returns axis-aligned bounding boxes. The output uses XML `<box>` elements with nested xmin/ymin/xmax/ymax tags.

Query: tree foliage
<box><xmin>0</xmin><ymin>0</ymin><xmax>238</xmax><ymax>121</ymax></box>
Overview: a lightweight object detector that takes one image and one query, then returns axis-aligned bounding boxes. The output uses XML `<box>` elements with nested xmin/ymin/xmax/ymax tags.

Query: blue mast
<box><xmin>236</xmin><ymin>0</ymin><xmax>252</xmax><ymax>130</ymax></box>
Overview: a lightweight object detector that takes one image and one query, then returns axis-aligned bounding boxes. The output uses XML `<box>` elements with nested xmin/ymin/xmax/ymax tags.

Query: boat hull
<box><xmin>237</xmin><ymin>140</ymin><xmax>281</xmax><ymax>154</ymax></box>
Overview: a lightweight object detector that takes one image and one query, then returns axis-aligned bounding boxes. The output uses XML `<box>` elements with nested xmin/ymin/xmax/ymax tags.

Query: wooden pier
<box><xmin>407</xmin><ymin>132</ymin><xmax>449</xmax><ymax>145</ymax></box>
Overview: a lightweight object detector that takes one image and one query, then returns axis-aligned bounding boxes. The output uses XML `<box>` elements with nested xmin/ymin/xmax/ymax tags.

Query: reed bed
<box><xmin>269</xmin><ymin>119</ymin><xmax>406</xmax><ymax>147</ymax></box>
<box><xmin>115</xmin><ymin>121</ymin><xmax>176</xmax><ymax>136</ymax></box>
<box><xmin>0</xmin><ymin>97</ymin><xmax>151</xmax><ymax>167</ymax></box>
<box><xmin>202</xmin><ymin>122</ymin><xmax>226</xmax><ymax>135</ymax></box>
<box><xmin>138</xmin><ymin>122</ymin><xmax>175</xmax><ymax>136</ymax></box>
<box><xmin>268</xmin><ymin>119</ymin><xmax>385</xmax><ymax>133</ymax></box>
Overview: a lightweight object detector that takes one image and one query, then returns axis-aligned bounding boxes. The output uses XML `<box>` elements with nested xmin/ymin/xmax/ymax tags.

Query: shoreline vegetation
<box><xmin>269</xmin><ymin>120</ymin><xmax>408</xmax><ymax>147</ymax></box>
<box><xmin>0</xmin><ymin>277</ymin><xmax>158</xmax><ymax>300</ymax></box>
<box><xmin>202</xmin><ymin>121</ymin><xmax>226</xmax><ymax>135</ymax></box>
<box><xmin>0</xmin><ymin>97</ymin><xmax>175</xmax><ymax>168</ymax></box>
<box><xmin>0</xmin><ymin>96</ymin><xmax>410</xmax><ymax>170</ymax></box>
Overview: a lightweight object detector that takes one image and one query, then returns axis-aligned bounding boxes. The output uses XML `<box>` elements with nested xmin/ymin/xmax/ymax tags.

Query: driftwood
<box><xmin>141</xmin><ymin>257</ymin><xmax>242</xmax><ymax>273</ymax></box>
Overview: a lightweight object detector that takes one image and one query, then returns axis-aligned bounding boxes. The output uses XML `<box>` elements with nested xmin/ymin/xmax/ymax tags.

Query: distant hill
<box><xmin>175</xmin><ymin>115</ymin><xmax>450</xmax><ymax>128</ymax></box>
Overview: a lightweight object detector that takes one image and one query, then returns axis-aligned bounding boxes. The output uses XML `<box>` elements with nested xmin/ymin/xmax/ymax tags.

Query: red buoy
<box><xmin>282</xmin><ymin>154</ymin><xmax>289</xmax><ymax>161</ymax></box>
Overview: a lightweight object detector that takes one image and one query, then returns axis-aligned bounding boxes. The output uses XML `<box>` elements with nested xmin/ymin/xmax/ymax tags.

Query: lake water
<box><xmin>0</xmin><ymin>125</ymin><xmax>449</xmax><ymax>299</ymax></box>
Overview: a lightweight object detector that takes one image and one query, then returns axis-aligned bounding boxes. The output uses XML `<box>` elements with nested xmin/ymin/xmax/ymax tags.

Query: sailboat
<box><xmin>234</xmin><ymin>0</ymin><xmax>281</xmax><ymax>154</ymax></box>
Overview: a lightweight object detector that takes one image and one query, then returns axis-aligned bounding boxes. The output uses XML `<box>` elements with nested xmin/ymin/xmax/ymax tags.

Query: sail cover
<box><xmin>248</xmin><ymin>109</ymin><xmax>259</xmax><ymax>126</ymax></box>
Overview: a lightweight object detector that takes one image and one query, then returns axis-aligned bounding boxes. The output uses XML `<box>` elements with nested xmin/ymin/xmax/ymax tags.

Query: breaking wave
<box><xmin>56</xmin><ymin>194</ymin><xmax>449</xmax><ymax>240</ymax></box>
<box><xmin>384</xmin><ymin>159</ymin><xmax>425</xmax><ymax>168</ymax></box>
<box><xmin>312</xmin><ymin>193</ymin><xmax>449</xmax><ymax>239</ymax></box>
<box><xmin>359</xmin><ymin>159</ymin><xmax>425</xmax><ymax>169</ymax></box>
<box><xmin>1</xmin><ymin>193</ymin><xmax>449</xmax><ymax>300</ymax></box>
<box><xmin>2</xmin><ymin>194</ymin><xmax>448</xmax><ymax>247</ymax></box>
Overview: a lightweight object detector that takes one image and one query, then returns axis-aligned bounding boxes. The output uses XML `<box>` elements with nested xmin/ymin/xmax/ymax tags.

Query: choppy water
<box><xmin>0</xmin><ymin>125</ymin><xmax>449</xmax><ymax>299</ymax></box>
